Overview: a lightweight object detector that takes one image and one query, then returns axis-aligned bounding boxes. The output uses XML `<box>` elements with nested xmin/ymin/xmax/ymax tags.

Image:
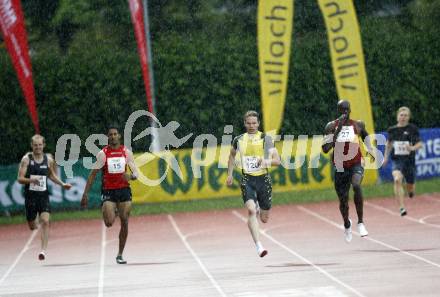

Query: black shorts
<box><xmin>24</xmin><ymin>193</ymin><xmax>50</xmax><ymax>222</ymax></box>
<box><xmin>334</xmin><ymin>164</ymin><xmax>364</xmax><ymax>197</ymax></box>
<box><xmin>240</xmin><ymin>174</ymin><xmax>272</xmax><ymax>210</ymax></box>
<box><xmin>392</xmin><ymin>159</ymin><xmax>416</xmax><ymax>184</ymax></box>
<box><xmin>101</xmin><ymin>187</ymin><xmax>132</xmax><ymax>205</ymax></box>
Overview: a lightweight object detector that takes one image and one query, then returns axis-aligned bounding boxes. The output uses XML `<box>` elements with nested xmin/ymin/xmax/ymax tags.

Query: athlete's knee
<box><xmin>393</xmin><ymin>174</ymin><xmax>403</xmax><ymax>184</ymax></box>
<box><xmin>28</xmin><ymin>222</ymin><xmax>38</xmax><ymax>230</ymax></box>
<box><xmin>339</xmin><ymin>198</ymin><xmax>349</xmax><ymax>210</ymax></box>
<box><xmin>40</xmin><ymin>218</ymin><xmax>50</xmax><ymax>227</ymax></box>
<box><xmin>260</xmin><ymin>215</ymin><xmax>269</xmax><ymax>224</ymax></box>
<box><xmin>352</xmin><ymin>184</ymin><xmax>362</xmax><ymax>193</ymax></box>
<box><xmin>104</xmin><ymin>220</ymin><xmax>113</xmax><ymax>228</ymax></box>
<box><xmin>247</xmin><ymin>207</ymin><xmax>257</xmax><ymax>217</ymax></box>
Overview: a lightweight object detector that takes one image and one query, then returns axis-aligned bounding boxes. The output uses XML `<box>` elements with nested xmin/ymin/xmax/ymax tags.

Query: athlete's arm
<box><xmin>17</xmin><ymin>154</ymin><xmax>39</xmax><ymax>185</ymax></box>
<box><xmin>409</xmin><ymin>127</ymin><xmax>423</xmax><ymax>152</ymax></box>
<box><xmin>357</xmin><ymin>120</ymin><xmax>376</xmax><ymax>162</ymax></box>
<box><xmin>262</xmin><ymin>148</ymin><xmax>281</xmax><ymax>168</ymax></box>
<box><xmin>322</xmin><ymin>121</ymin><xmax>336</xmax><ymax>153</ymax></box>
<box><xmin>410</xmin><ymin>141</ymin><xmax>423</xmax><ymax>151</ymax></box>
<box><xmin>261</xmin><ymin>136</ymin><xmax>281</xmax><ymax>168</ymax></box>
<box><xmin>47</xmin><ymin>154</ymin><xmax>72</xmax><ymax>190</ymax></box>
<box><xmin>383</xmin><ymin>140</ymin><xmax>392</xmax><ymax>166</ymax></box>
<box><xmin>226</xmin><ymin>147</ymin><xmax>237</xmax><ymax>186</ymax></box>
<box><xmin>81</xmin><ymin>151</ymin><xmax>105</xmax><ymax>208</ymax></box>
<box><xmin>125</xmin><ymin>149</ymin><xmax>139</xmax><ymax>181</ymax></box>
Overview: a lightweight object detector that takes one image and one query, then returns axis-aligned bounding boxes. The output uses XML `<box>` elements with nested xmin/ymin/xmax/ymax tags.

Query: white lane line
<box><xmin>98</xmin><ymin>223</ymin><xmax>106</xmax><ymax>297</ymax></box>
<box><xmin>420</xmin><ymin>214</ymin><xmax>440</xmax><ymax>227</ymax></box>
<box><xmin>231</xmin><ymin>211</ymin><xmax>366</xmax><ymax>297</ymax></box>
<box><xmin>168</xmin><ymin>215</ymin><xmax>227</xmax><ymax>297</ymax></box>
<box><xmin>0</xmin><ymin>229</ymin><xmax>38</xmax><ymax>287</ymax></box>
<box><xmin>365</xmin><ymin>201</ymin><xmax>440</xmax><ymax>229</ymax></box>
<box><xmin>298</xmin><ymin>206</ymin><xmax>440</xmax><ymax>269</ymax></box>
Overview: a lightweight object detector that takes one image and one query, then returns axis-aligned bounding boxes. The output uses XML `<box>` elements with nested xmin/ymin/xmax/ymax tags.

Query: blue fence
<box><xmin>378</xmin><ymin>128</ymin><xmax>440</xmax><ymax>182</ymax></box>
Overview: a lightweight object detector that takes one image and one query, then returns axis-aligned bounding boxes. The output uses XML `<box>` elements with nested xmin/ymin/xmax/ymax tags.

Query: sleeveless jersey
<box><xmin>102</xmin><ymin>145</ymin><xmax>129</xmax><ymax>190</ymax></box>
<box><xmin>232</xmin><ymin>131</ymin><xmax>273</xmax><ymax>176</ymax></box>
<box><xmin>332</xmin><ymin>119</ymin><xmax>362</xmax><ymax>168</ymax></box>
<box><xmin>25</xmin><ymin>153</ymin><xmax>50</xmax><ymax>196</ymax></box>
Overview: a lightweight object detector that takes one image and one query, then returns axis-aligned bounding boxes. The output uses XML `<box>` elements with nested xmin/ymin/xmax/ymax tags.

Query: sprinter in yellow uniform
<box><xmin>226</xmin><ymin>111</ymin><xmax>280</xmax><ymax>257</ymax></box>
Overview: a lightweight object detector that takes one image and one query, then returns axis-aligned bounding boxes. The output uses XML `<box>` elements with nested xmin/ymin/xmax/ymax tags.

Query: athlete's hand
<box><xmin>257</xmin><ymin>157</ymin><xmax>263</xmax><ymax>168</ymax></box>
<box><xmin>62</xmin><ymin>183</ymin><xmax>72</xmax><ymax>190</ymax></box>
<box><xmin>123</xmin><ymin>173</ymin><xmax>132</xmax><ymax>182</ymax></box>
<box><xmin>80</xmin><ymin>194</ymin><xmax>88</xmax><ymax>209</ymax></box>
<box><xmin>29</xmin><ymin>177</ymin><xmax>40</xmax><ymax>185</ymax></box>
<box><xmin>226</xmin><ymin>175</ymin><xmax>233</xmax><ymax>186</ymax></box>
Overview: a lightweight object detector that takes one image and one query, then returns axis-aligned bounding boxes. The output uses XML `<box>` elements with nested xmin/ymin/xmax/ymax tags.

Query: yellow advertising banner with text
<box><xmin>258</xmin><ymin>0</ymin><xmax>294</xmax><ymax>134</ymax></box>
<box><xmin>131</xmin><ymin>137</ymin><xmax>377</xmax><ymax>203</ymax></box>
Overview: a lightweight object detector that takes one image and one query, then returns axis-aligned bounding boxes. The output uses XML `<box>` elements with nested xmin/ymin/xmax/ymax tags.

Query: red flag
<box><xmin>0</xmin><ymin>0</ymin><xmax>39</xmax><ymax>133</ymax></box>
<box><xmin>128</xmin><ymin>0</ymin><xmax>154</xmax><ymax>114</ymax></box>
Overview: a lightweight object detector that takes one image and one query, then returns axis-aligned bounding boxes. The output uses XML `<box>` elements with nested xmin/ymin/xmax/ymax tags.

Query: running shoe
<box><xmin>357</xmin><ymin>223</ymin><xmax>368</xmax><ymax>237</ymax></box>
<box><xmin>409</xmin><ymin>192</ymin><xmax>414</xmax><ymax>198</ymax></box>
<box><xmin>257</xmin><ymin>246</ymin><xmax>268</xmax><ymax>258</ymax></box>
<box><xmin>400</xmin><ymin>208</ymin><xmax>407</xmax><ymax>216</ymax></box>
<box><xmin>344</xmin><ymin>219</ymin><xmax>352</xmax><ymax>243</ymax></box>
<box><xmin>38</xmin><ymin>251</ymin><xmax>45</xmax><ymax>261</ymax></box>
<box><xmin>116</xmin><ymin>255</ymin><xmax>127</xmax><ymax>264</ymax></box>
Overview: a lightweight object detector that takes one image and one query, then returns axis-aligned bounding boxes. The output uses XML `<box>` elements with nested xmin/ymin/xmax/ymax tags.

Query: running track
<box><xmin>1</xmin><ymin>193</ymin><xmax>440</xmax><ymax>297</ymax></box>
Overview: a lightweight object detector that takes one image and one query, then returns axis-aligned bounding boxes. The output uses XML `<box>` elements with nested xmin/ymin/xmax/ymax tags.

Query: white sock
<box><xmin>256</xmin><ymin>241</ymin><xmax>263</xmax><ymax>251</ymax></box>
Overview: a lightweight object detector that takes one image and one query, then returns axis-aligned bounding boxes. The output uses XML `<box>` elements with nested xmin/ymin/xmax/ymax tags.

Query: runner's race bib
<box><xmin>29</xmin><ymin>175</ymin><xmax>47</xmax><ymax>192</ymax></box>
<box><xmin>243</xmin><ymin>156</ymin><xmax>261</xmax><ymax>173</ymax></box>
<box><xmin>107</xmin><ymin>157</ymin><xmax>126</xmax><ymax>174</ymax></box>
<box><xmin>336</xmin><ymin>126</ymin><xmax>356</xmax><ymax>143</ymax></box>
<box><xmin>393</xmin><ymin>141</ymin><xmax>410</xmax><ymax>155</ymax></box>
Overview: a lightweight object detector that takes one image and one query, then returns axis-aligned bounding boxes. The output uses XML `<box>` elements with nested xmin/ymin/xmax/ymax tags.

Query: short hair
<box><xmin>31</xmin><ymin>134</ymin><xmax>45</xmax><ymax>145</ymax></box>
<box><xmin>107</xmin><ymin>124</ymin><xmax>120</xmax><ymax>134</ymax></box>
<box><xmin>397</xmin><ymin>106</ymin><xmax>411</xmax><ymax>118</ymax></box>
<box><xmin>243</xmin><ymin>110</ymin><xmax>259</xmax><ymax>122</ymax></box>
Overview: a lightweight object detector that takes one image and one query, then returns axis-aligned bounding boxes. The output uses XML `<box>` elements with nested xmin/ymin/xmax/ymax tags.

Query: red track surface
<box><xmin>1</xmin><ymin>193</ymin><xmax>440</xmax><ymax>297</ymax></box>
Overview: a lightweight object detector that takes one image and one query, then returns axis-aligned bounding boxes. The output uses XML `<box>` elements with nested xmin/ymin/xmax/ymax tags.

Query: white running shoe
<box><xmin>357</xmin><ymin>223</ymin><xmax>368</xmax><ymax>237</ymax></box>
<box><xmin>256</xmin><ymin>242</ymin><xmax>268</xmax><ymax>257</ymax></box>
<box><xmin>344</xmin><ymin>219</ymin><xmax>352</xmax><ymax>243</ymax></box>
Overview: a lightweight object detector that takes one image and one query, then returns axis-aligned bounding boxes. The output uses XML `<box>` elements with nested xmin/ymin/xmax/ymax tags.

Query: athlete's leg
<box><xmin>39</xmin><ymin>212</ymin><xmax>50</xmax><ymax>252</ymax></box>
<box><xmin>116</xmin><ymin>201</ymin><xmax>132</xmax><ymax>257</ymax></box>
<box><xmin>260</xmin><ymin>210</ymin><xmax>269</xmax><ymax>224</ymax></box>
<box><xmin>27</xmin><ymin>219</ymin><xmax>38</xmax><ymax>230</ymax></box>
<box><xmin>102</xmin><ymin>201</ymin><xmax>117</xmax><ymax>227</ymax></box>
<box><xmin>407</xmin><ymin>183</ymin><xmax>415</xmax><ymax>197</ymax></box>
<box><xmin>392</xmin><ymin>170</ymin><xmax>405</xmax><ymax>210</ymax></box>
<box><xmin>245</xmin><ymin>199</ymin><xmax>260</xmax><ymax>244</ymax></box>
<box><xmin>335</xmin><ymin>171</ymin><xmax>351</xmax><ymax>228</ymax></box>
<box><xmin>351</xmin><ymin>172</ymin><xmax>364</xmax><ymax>224</ymax></box>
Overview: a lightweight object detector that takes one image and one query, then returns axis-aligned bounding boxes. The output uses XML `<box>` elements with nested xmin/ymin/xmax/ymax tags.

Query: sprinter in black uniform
<box><xmin>383</xmin><ymin>107</ymin><xmax>422</xmax><ymax>216</ymax></box>
<box><xmin>18</xmin><ymin>134</ymin><xmax>71</xmax><ymax>260</ymax></box>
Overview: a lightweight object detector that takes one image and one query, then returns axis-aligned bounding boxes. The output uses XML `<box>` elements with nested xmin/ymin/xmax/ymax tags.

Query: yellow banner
<box><xmin>258</xmin><ymin>0</ymin><xmax>294</xmax><ymax>134</ymax></box>
<box><xmin>131</xmin><ymin>138</ymin><xmax>377</xmax><ymax>203</ymax></box>
<box><xmin>318</xmin><ymin>0</ymin><xmax>374</xmax><ymax>133</ymax></box>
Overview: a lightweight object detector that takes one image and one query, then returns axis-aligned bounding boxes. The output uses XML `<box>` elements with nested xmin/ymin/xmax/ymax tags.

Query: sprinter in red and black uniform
<box><xmin>18</xmin><ymin>134</ymin><xmax>72</xmax><ymax>261</ymax></box>
<box><xmin>322</xmin><ymin>100</ymin><xmax>375</xmax><ymax>242</ymax></box>
<box><xmin>81</xmin><ymin>126</ymin><xmax>139</xmax><ymax>264</ymax></box>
